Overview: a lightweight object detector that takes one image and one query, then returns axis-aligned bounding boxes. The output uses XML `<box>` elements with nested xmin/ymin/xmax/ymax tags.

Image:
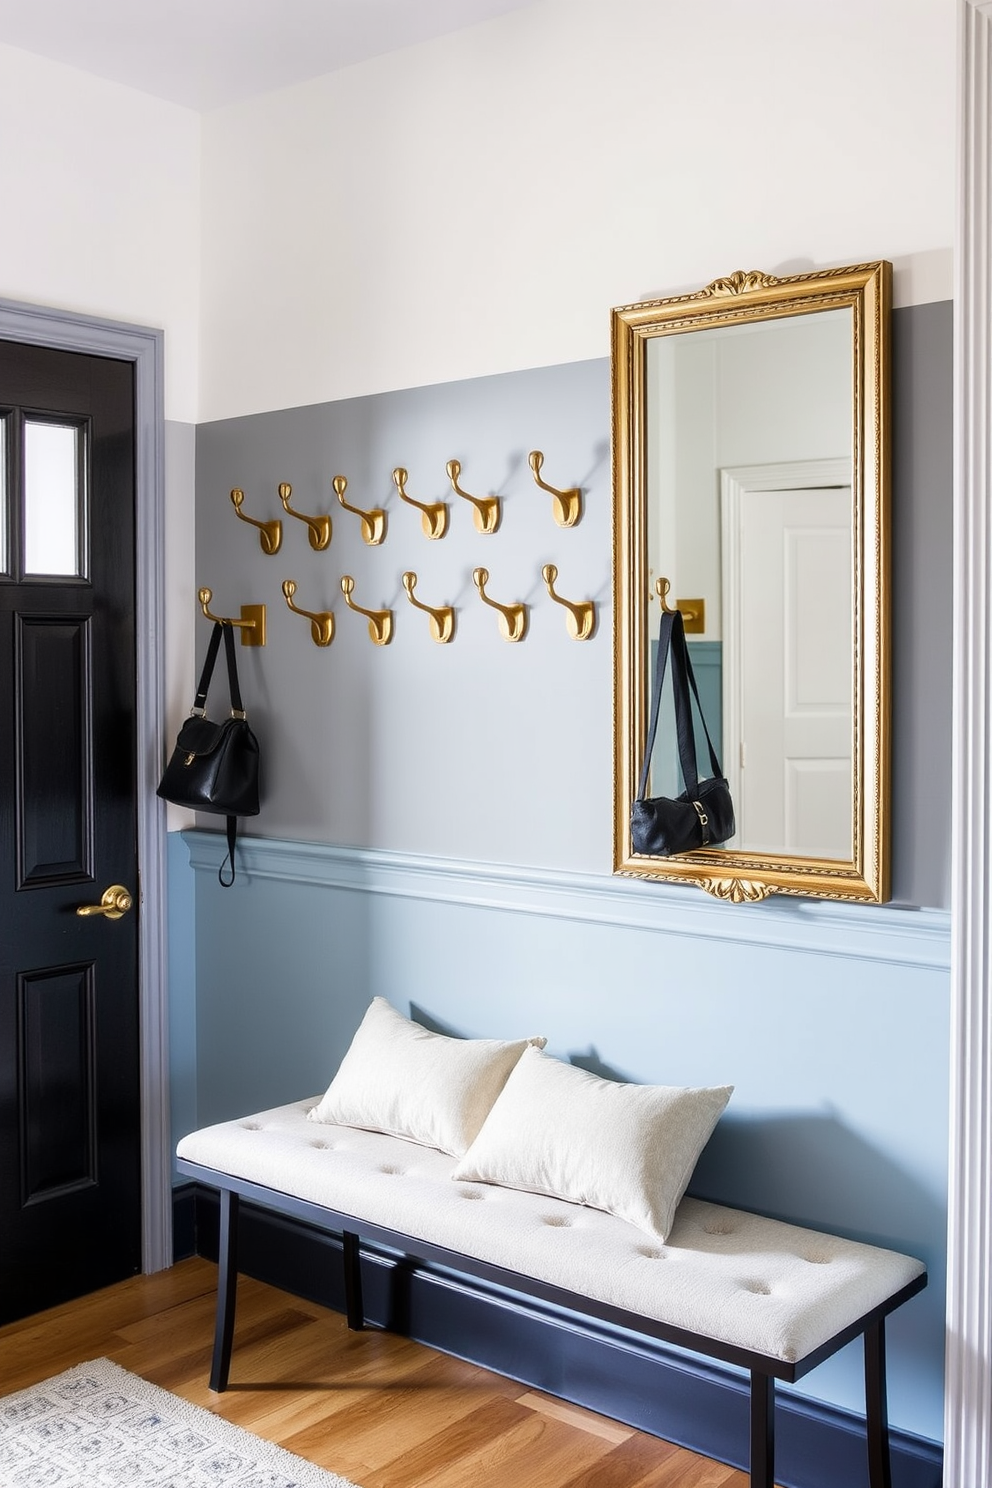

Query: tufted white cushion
<box><xmin>452</xmin><ymin>1045</ymin><xmax>732</xmax><ymax>1242</ymax></box>
<box><xmin>308</xmin><ymin>998</ymin><xmax>545</xmax><ymax>1157</ymax></box>
<box><xmin>176</xmin><ymin>1100</ymin><xmax>926</xmax><ymax>1366</ymax></box>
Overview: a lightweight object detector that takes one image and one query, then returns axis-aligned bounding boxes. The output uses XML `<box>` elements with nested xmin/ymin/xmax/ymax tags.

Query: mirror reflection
<box><xmin>646</xmin><ymin>309</ymin><xmax>853</xmax><ymax>859</ymax></box>
<box><xmin>612</xmin><ymin>264</ymin><xmax>890</xmax><ymax>903</ymax></box>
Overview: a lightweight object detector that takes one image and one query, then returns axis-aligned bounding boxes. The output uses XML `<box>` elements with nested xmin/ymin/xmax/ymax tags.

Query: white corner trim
<box><xmin>0</xmin><ymin>297</ymin><xmax>171</xmax><ymax>1276</ymax></box>
<box><xmin>183</xmin><ymin>831</ymin><xmax>950</xmax><ymax>972</ymax></box>
<box><xmin>946</xmin><ymin>0</ymin><xmax>992</xmax><ymax>1479</ymax></box>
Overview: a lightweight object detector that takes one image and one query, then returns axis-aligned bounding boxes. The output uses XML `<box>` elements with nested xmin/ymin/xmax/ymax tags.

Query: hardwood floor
<box><xmin>0</xmin><ymin>1260</ymin><xmax>752</xmax><ymax>1487</ymax></box>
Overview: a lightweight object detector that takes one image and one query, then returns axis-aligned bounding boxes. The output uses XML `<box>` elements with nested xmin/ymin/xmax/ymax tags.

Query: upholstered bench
<box><xmin>177</xmin><ymin>1097</ymin><xmax>926</xmax><ymax>1488</ymax></box>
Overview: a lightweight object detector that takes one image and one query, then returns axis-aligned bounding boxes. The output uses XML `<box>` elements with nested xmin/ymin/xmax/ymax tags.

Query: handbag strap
<box><xmin>670</xmin><ymin>613</ymin><xmax>723</xmax><ymax>793</ymax></box>
<box><xmin>191</xmin><ymin>621</ymin><xmax>247</xmax><ymax>718</ymax></box>
<box><xmin>636</xmin><ymin>607</ymin><xmax>723</xmax><ymax>801</ymax></box>
<box><xmin>636</xmin><ymin>608</ymin><xmax>676</xmax><ymax>800</ymax></box>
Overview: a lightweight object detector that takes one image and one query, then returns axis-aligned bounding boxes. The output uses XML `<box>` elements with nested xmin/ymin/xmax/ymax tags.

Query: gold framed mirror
<box><xmin>612</xmin><ymin>262</ymin><xmax>891</xmax><ymax>903</ymax></box>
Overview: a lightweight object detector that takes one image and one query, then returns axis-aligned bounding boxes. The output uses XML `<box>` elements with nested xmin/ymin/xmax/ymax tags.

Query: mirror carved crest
<box><xmin>612</xmin><ymin>262</ymin><xmax>891</xmax><ymax>903</ymax></box>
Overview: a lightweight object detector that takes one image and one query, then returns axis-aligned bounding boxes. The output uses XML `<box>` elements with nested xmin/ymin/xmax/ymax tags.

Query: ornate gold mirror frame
<box><xmin>612</xmin><ymin>262</ymin><xmax>891</xmax><ymax>903</ymax></box>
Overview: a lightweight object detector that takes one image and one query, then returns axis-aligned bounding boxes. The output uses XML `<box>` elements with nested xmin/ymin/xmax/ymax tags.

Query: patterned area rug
<box><xmin>0</xmin><ymin>1357</ymin><xmax>361</xmax><ymax>1487</ymax></box>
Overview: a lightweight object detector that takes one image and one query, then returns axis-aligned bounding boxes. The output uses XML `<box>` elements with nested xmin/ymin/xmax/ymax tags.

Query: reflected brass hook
<box><xmin>282</xmin><ymin>580</ymin><xmax>335</xmax><ymax>647</ymax></box>
<box><xmin>402</xmin><ymin>571</ymin><xmax>454</xmax><ymax>644</ymax></box>
<box><xmin>391</xmin><ymin>467</ymin><xmax>449</xmax><ymax>540</ymax></box>
<box><xmin>230</xmin><ymin>487</ymin><xmax>282</xmax><ymax>554</ymax></box>
<box><xmin>473</xmin><ymin>567</ymin><xmax>527</xmax><ymax>642</ymax></box>
<box><xmin>340</xmin><ymin>575</ymin><xmax>393</xmax><ymax>645</ymax></box>
<box><xmin>198</xmin><ymin>587</ymin><xmax>266</xmax><ymax>646</ymax></box>
<box><xmin>278</xmin><ymin>482</ymin><xmax>332</xmax><ymax>550</ymax></box>
<box><xmin>528</xmin><ymin>451</ymin><xmax>582</xmax><ymax>528</ymax></box>
<box><xmin>655</xmin><ymin>577</ymin><xmax>703</xmax><ymax>627</ymax></box>
<box><xmin>445</xmin><ymin>460</ymin><xmax>501</xmax><ymax>535</ymax></box>
<box><xmin>333</xmin><ymin>475</ymin><xmax>386</xmax><ymax>546</ymax></box>
<box><xmin>542</xmin><ymin>564</ymin><xmax>596</xmax><ymax>641</ymax></box>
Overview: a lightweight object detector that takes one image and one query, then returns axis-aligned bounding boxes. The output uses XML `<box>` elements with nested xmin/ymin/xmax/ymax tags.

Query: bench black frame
<box><xmin>176</xmin><ymin>1159</ymin><xmax>927</xmax><ymax>1488</ymax></box>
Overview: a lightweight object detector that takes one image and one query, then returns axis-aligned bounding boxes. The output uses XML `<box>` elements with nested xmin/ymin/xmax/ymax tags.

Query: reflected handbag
<box><xmin>157</xmin><ymin>621</ymin><xmax>260</xmax><ymax>885</ymax></box>
<box><xmin>630</xmin><ymin>607</ymin><xmax>735</xmax><ymax>857</ymax></box>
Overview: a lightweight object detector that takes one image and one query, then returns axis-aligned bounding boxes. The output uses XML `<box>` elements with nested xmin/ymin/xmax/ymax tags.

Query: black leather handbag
<box><xmin>631</xmin><ymin>607</ymin><xmax>735</xmax><ymax>857</ymax></box>
<box><xmin>157</xmin><ymin>621</ymin><xmax>260</xmax><ymax>885</ymax></box>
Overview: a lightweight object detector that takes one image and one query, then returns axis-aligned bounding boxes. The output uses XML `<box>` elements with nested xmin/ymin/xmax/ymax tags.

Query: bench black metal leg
<box><xmin>209</xmin><ymin>1188</ymin><xmax>240</xmax><ymax>1392</ymax></box>
<box><xmin>865</xmin><ymin>1318</ymin><xmax>892</xmax><ymax>1488</ymax></box>
<box><xmin>343</xmin><ymin>1230</ymin><xmax>364</xmax><ymax>1330</ymax></box>
<box><xmin>750</xmin><ymin>1371</ymin><xmax>774</xmax><ymax>1488</ymax></box>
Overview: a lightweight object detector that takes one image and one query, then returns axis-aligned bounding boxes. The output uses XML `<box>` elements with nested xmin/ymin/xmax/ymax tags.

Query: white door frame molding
<box><xmin>948</xmin><ymin>0</ymin><xmax>992</xmax><ymax>1478</ymax></box>
<box><xmin>0</xmin><ymin>296</ymin><xmax>171</xmax><ymax>1275</ymax></box>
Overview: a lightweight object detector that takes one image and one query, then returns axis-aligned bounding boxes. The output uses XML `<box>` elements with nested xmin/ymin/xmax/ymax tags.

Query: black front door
<box><xmin>0</xmin><ymin>339</ymin><xmax>141</xmax><ymax>1323</ymax></box>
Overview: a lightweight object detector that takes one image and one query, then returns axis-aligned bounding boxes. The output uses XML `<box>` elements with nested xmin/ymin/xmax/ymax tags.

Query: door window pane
<box><xmin>24</xmin><ymin>420</ymin><xmax>81</xmax><ymax>577</ymax></box>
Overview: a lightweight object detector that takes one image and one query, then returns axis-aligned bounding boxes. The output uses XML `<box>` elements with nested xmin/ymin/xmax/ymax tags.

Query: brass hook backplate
<box><xmin>528</xmin><ymin>450</ymin><xmax>582</xmax><ymax>528</ymax></box>
<box><xmin>334</xmin><ymin>475</ymin><xmax>386</xmax><ymax>546</ymax></box>
<box><xmin>230</xmin><ymin>487</ymin><xmax>282</xmax><ymax>554</ymax></box>
<box><xmin>542</xmin><ymin>564</ymin><xmax>596</xmax><ymax>641</ymax></box>
<box><xmin>392</xmin><ymin>467</ymin><xmax>449</xmax><ymax>540</ymax></box>
<box><xmin>473</xmin><ymin>567</ymin><xmax>527</xmax><ymax>642</ymax></box>
<box><xmin>445</xmin><ymin>459</ymin><xmax>501</xmax><ymax>535</ymax></box>
<box><xmin>279</xmin><ymin>482</ymin><xmax>332</xmax><ymax>550</ymax></box>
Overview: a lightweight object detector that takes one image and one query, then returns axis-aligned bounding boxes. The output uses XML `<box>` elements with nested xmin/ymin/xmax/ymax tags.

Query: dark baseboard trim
<box><xmin>175</xmin><ymin>1183</ymin><xmax>942</xmax><ymax>1488</ymax></box>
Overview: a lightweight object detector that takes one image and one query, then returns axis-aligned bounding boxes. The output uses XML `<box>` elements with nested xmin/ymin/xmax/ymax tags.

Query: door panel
<box><xmin>0</xmin><ymin>339</ymin><xmax>141</xmax><ymax>1323</ymax></box>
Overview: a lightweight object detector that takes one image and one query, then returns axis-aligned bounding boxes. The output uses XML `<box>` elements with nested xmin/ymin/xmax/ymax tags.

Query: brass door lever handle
<box><xmin>76</xmin><ymin>885</ymin><xmax>133</xmax><ymax>919</ymax></box>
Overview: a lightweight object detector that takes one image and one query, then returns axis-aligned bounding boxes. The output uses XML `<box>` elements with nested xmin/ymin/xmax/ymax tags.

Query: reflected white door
<box><xmin>722</xmin><ymin>469</ymin><xmax>852</xmax><ymax>858</ymax></box>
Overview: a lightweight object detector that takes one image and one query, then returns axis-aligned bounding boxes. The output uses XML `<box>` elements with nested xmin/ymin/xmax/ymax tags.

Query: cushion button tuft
<box><xmin>542</xmin><ymin>1216</ymin><xmax>571</xmax><ymax>1227</ymax></box>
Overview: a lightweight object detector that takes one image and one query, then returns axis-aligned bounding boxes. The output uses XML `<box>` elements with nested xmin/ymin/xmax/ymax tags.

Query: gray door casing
<box><xmin>0</xmin><ymin>295</ymin><xmax>170</xmax><ymax>1275</ymax></box>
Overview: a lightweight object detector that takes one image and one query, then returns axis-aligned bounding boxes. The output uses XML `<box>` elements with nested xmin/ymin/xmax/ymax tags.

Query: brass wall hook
<box><xmin>473</xmin><ymin>567</ymin><xmax>527</xmax><ymax>642</ymax></box>
<box><xmin>528</xmin><ymin>450</ymin><xmax>583</xmax><ymax>528</ymax></box>
<box><xmin>340</xmin><ymin>575</ymin><xmax>393</xmax><ymax>645</ymax></box>
<box><xmin>391</xmin><ymin>467</ymin><xmax>449</xmax><ymax>540</ymax></box>
<box><xmin>198</xmin><ymin>587</ymin><xmax>266</xmax><ymax>646</ymax></box>
<box><xmin>445</xmin><ymin>459</ymin><xmax>501</xmax><ymax>535</ymax></box>
<box><xmin>402</xmin><ymin>571</ymin><xmax>455</xmax><ymax>644</ymax></box>
<box><xmin>282</xmin><ymin>580</ymin><xmax>335</xmax><ymax>647</ymax></box>
<box><xmin>333</xmin><ymin>475</ymin><xmax>386</xmax><ymax>546</ymax></box>
<box><xmin>278</xmin><ymin>481</ymin><xmax>332</xmax><ymax>550</ymax></box>
<box><xmin>542</xmin><ymin>564</ymin><xmax>596</xmax><ymax>641</ymax></box>
<box><xmin>230</xmin><ymin>487</ymin><xmax>282</xmax><ymax>554</ymax></box>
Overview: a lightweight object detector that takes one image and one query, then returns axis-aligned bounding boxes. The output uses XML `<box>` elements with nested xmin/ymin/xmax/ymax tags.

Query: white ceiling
<box><xmin>0</xmin><ymin>0</ymin><xmax>537</xmax><ymax>111</ymax></box>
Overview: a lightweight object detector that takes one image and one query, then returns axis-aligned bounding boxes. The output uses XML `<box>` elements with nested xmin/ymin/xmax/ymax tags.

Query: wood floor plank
<box><xmin>0</xmin><ymin>1261</ymin><xmax>750</xmax><ymax>1488</ymax></box>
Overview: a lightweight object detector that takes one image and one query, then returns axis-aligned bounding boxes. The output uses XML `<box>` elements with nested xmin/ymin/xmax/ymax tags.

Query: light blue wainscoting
<box><xmin>176</xmin><ymin>828</ymin><xmax>950</xmax><ymax>1450</ymax></box>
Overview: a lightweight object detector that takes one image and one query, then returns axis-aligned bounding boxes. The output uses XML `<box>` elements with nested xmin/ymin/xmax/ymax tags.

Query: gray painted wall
<box><xmin>194</xmin><ymin>301</ymin><xmax>952</xmax><ymax>908</ymax></box>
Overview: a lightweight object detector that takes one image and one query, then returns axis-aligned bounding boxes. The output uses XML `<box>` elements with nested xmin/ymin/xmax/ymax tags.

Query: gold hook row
<box><xmin>231</xmin><ymin>455</ymin><xmax>582</xmax><ymax>554</ymax></box>
<box><xmin>272</xmin><ymin>567</ymin><xmax>596</xmax><ymax>648</ymax></box>
<box><xmin>198</xmin><ymin>587</ymin><xmax>266</xmax><ymax>646</ymax></box>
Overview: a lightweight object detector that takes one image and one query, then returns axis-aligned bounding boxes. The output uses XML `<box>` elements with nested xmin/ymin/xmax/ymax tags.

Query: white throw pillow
<box><xmin>308</xmin><ymin>998</ymin><xmax>545</xmax><ymax>1156</ymax></box>
<box><xmin>452</xmin><ymin>1045</ymin><xmax>732</xmax><ymax>1242</ymax></box>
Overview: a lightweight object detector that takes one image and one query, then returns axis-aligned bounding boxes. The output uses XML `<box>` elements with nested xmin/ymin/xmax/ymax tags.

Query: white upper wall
<box><xmin>198</xmin><ymin>0</ymin><xmax>956</xmax><ymax>423</ymax></box>
<box><xmin>0</xmin><ymin>41</ymin><xmax>201</xmax><ymax>423</ymax></box>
